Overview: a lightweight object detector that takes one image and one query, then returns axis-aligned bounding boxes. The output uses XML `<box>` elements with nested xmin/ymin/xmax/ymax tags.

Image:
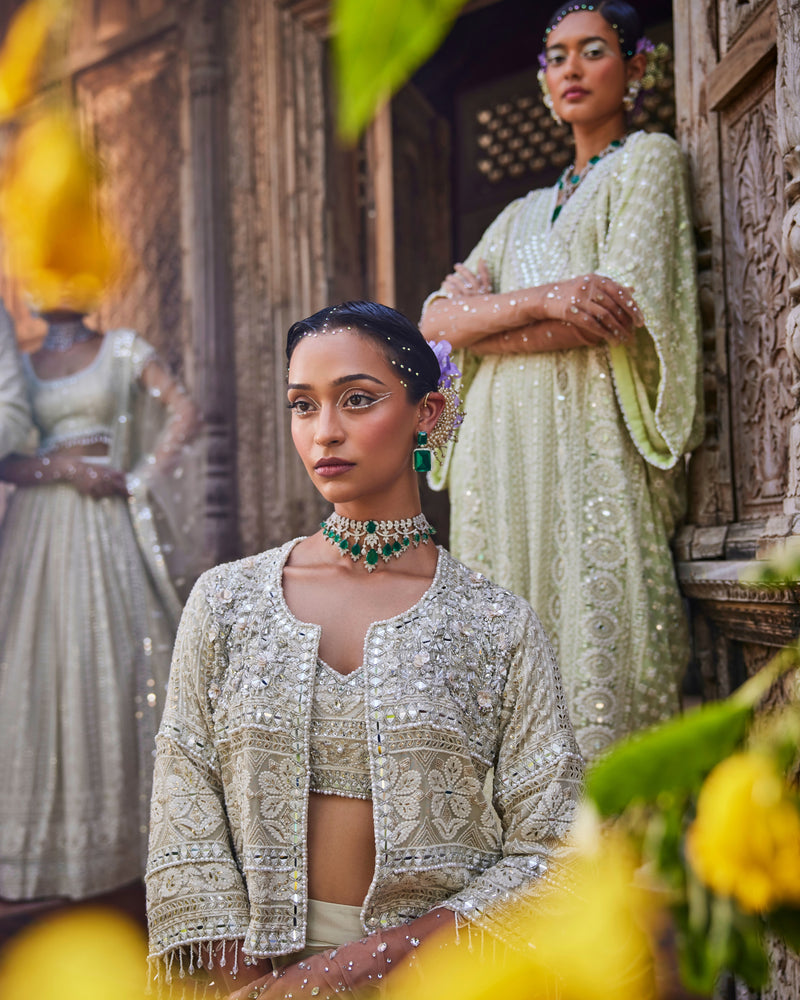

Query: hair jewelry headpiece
<box><xmin>542</xmin><ymin>4</ymin><xmax>632</xmax><ymax>58</ymax></box>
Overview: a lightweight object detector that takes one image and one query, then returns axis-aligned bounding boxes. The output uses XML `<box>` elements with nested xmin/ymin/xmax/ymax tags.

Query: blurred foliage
<box><xmin>0</xmin><ymin>110</ymin><xmax>121</xmax><ymax>311</ymax></box>
<box><xmin>586</xmin><ymin>628</ymin><xmax>800</xmax><ymax>994</ymax></box>
<box><xmin>332</xmin><ymin>0</ymin><xmax>469</xmax><ymax>141</ymax></box>
<box><xmin>0</xmin><ymin>0</ymin><xmax>60</xmax><ymax>119</ymax></box>
<box><xmin>386</xmin><ymin>827</ymin><xmax>659</xmax><ymax>1000</ymax></box>
<box><xmin>0</xmin><ymin>907</ymin><xmax>148</xmax><ymax>1000</ymax></box>
<box><xmin>0</xmin><ymin>0</ymin><xmax>122</xmax><ymax>313</ymax></box>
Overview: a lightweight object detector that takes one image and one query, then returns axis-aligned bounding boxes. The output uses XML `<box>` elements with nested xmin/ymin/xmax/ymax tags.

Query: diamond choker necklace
<box><xmin>321</xmin><ymin>512</ymin><xmax>436</xmax><ymax>572</ymax></box>
<box><xmin>43</xmin><ymin>319</ymin><xmax>95</xmax><ymax>353</ymax></box>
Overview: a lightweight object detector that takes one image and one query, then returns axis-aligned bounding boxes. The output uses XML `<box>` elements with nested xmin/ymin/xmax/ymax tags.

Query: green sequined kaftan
<box><xmin>428</xmin><ymin>131</ymin><xmax>703</xmax><ymax>760</ymax></box>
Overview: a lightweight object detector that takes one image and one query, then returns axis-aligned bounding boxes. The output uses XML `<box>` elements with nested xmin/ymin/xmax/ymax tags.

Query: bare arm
<box><xmin>228</xmin><ymin>908</ymin><xmax>457</xmax><ymax>999</ymax></box>
<box><xmin>137</xmin><ymin>357</ymin><xmax>201</xmax><ymax>474</ymax></box>
<box><xmin>470</xmin><ymin>320</ymin><xmax>602</xmax><ymax>355</ymax></box>
<box><xmin>420</xmin><ymin>261</ymin><xmax>643</xmax><ymax>351</ymax></box>
<box><xmin>0</xmin><ymin>452</ymin><xmax>129</xmax><ymax>497</ymax></box>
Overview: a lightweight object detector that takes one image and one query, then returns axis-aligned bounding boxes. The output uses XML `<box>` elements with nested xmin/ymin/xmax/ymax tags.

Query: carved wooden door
<box><xmin>673</xmin><ymin>0</ymin><xmax>800</xmax><ymax>689</ymax></box>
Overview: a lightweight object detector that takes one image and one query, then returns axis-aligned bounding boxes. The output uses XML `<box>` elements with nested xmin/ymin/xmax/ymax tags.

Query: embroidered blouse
<box><xmin>309</xmin><ymin>659</ymin><xmax>371</xmax><ymax>800</ymax></box>
<box><xmin>146</xmin><ymin>541</ymin><xmax>583</xmax><ymax>976</ymax></box>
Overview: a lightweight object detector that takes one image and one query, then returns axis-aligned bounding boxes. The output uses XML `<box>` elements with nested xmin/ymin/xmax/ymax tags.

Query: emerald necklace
<box><xmin>321</xmin><ymin>512</ymin><xmax>435</xmax><ymax>572</ymax></box>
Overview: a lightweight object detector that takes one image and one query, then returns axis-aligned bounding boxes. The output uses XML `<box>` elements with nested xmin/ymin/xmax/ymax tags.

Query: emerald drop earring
<box><xmin>413</xmin><ymin>431</ymin><xmax>431</xmax><ymax>473</ymax></box>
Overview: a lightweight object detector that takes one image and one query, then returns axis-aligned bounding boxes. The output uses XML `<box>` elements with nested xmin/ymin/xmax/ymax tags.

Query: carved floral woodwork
<box><xmin>777</xmin><ymin>0</ymin><xmax>800</xmax><ymax>516</ymax></box>
<box><xmin>721</xmin><ymin>69</ymin><xmax>793</xmax><ymax>518</ymax></box>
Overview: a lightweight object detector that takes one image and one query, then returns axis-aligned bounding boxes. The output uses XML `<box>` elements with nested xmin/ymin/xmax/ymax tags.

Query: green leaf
<box><xmin>733</xmin><ymin>923</ymin><xmax>770</xmax><ymax>990</ymax></box>
<box><xmin>767</xmin><ymin>907</ymin><xmax>800</xmax><ymax>952</ymax></box>
<box><xmin>587</xmin><ymin>647</ymin><xmax>800</xmax><ymax>816</ymax></box>
<box><xmin>586</xmin><ymin>699</ymin><xmax>752</xmax><ymax>815</ymax></box>
<box><xmin>333</xmin><ymin>0</ymin><xmax>469</xmax><ymax>141</ymax></box>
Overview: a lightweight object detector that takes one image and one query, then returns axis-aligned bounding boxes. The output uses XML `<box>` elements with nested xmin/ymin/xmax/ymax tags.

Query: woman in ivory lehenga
<box><xmin>420</xmin><ymin>0</ymin><xmax>704</xmax><ymax>760</ymax></box>
<box><xmin>0</xmin><ymin>306</ymin><xmax>201</xmax><ymax>902</ymax></box>
<box><xmin>146</xmin><ymin>301</ymin><xmax>582</xmax><ymax>997</ymax></box>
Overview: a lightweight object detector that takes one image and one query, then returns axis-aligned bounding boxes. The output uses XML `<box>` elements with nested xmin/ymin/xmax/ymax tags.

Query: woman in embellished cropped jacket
<box><xmin>146</xmin><ymin>301</ymin><xmax>582</xmax><ymax>997</ymax></box>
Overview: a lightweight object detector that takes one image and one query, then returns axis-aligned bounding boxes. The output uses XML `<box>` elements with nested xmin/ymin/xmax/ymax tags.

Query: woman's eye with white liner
<box><xmin>287</xmin><ymin>397</ymin><xmax>317</xmax><ymax>416</ymax></box>
<box><xmin>337</xmin><ymin>389</ymin><xmax>393</xmax><ymax>410</ymax></box>
<box><xmin>545</xmin><ymin>49</ymin><xmax>566</xmax><ymax>67</ymax></box>
<box><xmin>582</xmin><ymin>41</ymin><xmax>610</xmax><ymax>59</ymax></box>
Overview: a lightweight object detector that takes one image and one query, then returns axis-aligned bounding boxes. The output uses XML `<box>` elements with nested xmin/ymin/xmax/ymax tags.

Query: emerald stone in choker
<box><xmin>321</xmin><ymin>513</ymin><xmax>435</xmax><ymax>572</ymax></box>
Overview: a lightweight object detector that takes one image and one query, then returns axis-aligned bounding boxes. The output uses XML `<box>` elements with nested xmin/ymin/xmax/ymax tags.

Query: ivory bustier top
<box><xmin>22</xmin><ymin>331</ymin><xmax>154</xmax><ymax>453</ymax></box>
<box><xmin>309</xmin><ymin>659</ymin><xmax>371</xmax><ymax>800</ymax></box>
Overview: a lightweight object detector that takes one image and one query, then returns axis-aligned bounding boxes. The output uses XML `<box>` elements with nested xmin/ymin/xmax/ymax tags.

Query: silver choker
<box><xmin>321</xmin><ymin>513</ymin><xmax>436</xmax><ymax>572</ymax></box>
<box><xmin>43</xmin><ymin>320</ymin><xmax>95</xmax><ymax>353</ymax></box>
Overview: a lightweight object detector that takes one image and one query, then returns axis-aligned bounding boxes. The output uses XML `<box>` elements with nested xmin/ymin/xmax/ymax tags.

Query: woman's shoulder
<box><xmin>438</xmin><ymin>548</ymin><xmax>543</xmax><ymax>628</ymax></box>
<box><xmin>190</xmin><ymin>540</ymin><xmax>297</xmax><ymax>608</ymax></box>
<box><xmin>101</xmin><ymin>328</ymin><xmax>157</xmax><ymax>372</ymax></box>
<box><xmin>625</xmin><ymin>130</ymin><xmax>686</xmax><ymax>172</ymax></box>
<box><xmin>488</xmin><ymin>187</ymin><xmax>551</xmax><ymax>231</ymax></box>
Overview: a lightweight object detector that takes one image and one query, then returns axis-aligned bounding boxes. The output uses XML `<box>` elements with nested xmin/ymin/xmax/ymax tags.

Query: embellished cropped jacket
<box><xmin>146</xmin><ymin>541</ymin><xmax>583</xmax><ymax>975</ymax></box>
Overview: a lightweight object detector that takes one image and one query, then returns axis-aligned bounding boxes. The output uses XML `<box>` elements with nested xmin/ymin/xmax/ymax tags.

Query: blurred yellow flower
<box><xmin>387</xmin><ymin>832</ymin><xmax>659</xmax><ymax>1000</ymax></box>
<box><xmin>0</xmin><ymin>0</ymin><xmax>61</xmax><ymax>117</ymax></box>
<box><xmin>0</xmin><ymin>110</ymin><xmax>121</xmax><ymax>312</ymax></box>
<box><xmin>687</xmin><ymin>751</ymin><xmax>800</xmax><ymax>914</ymax></box>
<box><xmin>0</xmin><ymin>906</ymin><xmax>148</xmax><ymax>1000</ymax></box>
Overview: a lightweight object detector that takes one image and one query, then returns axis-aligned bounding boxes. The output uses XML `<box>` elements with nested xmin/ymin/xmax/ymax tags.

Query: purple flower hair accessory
<box><xmin>428</xmin><ymin>339</ymin><xmax>461</xmax><ymax>389</ymax></box>
<box><xmin>636</xmin><ymin>37</ymin><xmax>654</xmax><ymax>55</ymax></box>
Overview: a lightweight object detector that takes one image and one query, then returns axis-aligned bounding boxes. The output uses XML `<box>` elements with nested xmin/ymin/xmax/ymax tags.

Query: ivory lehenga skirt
<box><xmin>0</xmin><ymin>463</ymin><xmax>177</xmax><ymax>900</ymax></box>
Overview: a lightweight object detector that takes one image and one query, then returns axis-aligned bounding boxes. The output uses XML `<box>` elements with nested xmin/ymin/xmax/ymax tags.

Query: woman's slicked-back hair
<box><xmin>286</xmin><ymin>301</ymin><xmax>441</xmax><ymax>401</ymax></box>
<box><xmin>544</xmin><ymin>1</ymin><xmax>641</xmax><ymax>59</ymax></box>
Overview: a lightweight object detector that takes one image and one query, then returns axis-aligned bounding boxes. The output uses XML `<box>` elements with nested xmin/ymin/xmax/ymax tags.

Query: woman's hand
<box><xmin>227</xmin><ymin>953</ymin><xmax>346</xmax><ymax>1000</ymax></box>
<box><xmin>0</xmin><ymin>453</ymin><xmax>128</xmax><ymax>497</ymax></box>
<box><xmin>442</xmin><ymin>260</ymin><xmax>491</xmax><ymax>299</ymax></box>
<box><xmin>421</xmin><ymin>266</ymin><xmax>643</xmax><ymax>352</ymax></box>
<box><xmin>68</xmin><ymin>460</ymin><xmax>129</xmax><ymax>499</ymax></box>
<box><xmin>534</xmin><ymin>274</ymin><xmax>643</xmax><ymax>343</ymax></box>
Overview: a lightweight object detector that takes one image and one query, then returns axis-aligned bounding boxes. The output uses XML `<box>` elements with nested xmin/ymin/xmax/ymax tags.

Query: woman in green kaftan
<box><xmin>421</xmin><ymin>1</ymin><xmax>703</xmax><ymax>760</ymax></box>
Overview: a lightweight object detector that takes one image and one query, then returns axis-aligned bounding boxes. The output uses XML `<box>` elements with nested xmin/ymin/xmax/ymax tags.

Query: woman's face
<box><xmin>543</xmin><ymin>11</ymin><xmax>639</xmax><ymax>128</ymax></box>
<box><xmin>287</xmin><ymin>329</ymin><xmax>426</xmax><ymax>512</ymax></box>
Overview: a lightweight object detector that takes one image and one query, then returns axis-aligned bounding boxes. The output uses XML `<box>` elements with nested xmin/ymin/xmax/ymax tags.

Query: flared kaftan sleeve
<box><xmin>599</xmin><ymin>133</ymin><xmax>703</xmax><ymax>469</ymax></box>
<box><xmin>146</xmin><ymin>572</ymin><xmax>250</xmax><ymax>981</ymax></box>
<box><xmin>442</xmin><ymin>603</ymin><xmax>583</xmax><ymax>943</ymax></box>
<box><xmin>424</xmin><ymin>197</ymin><xmax>527</xmax><ymax>491</ymax></box>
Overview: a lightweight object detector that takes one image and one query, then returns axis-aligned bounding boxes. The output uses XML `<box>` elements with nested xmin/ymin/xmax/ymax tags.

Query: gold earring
<box><xmin>622</xmin><ymin>79</ymin><xmax>641</xmax><ymax>112</ymax></box>
<box><xmin>538</xmin><ymin>69</ymin><xmax>562</xmax><ymax>125</ymax></box>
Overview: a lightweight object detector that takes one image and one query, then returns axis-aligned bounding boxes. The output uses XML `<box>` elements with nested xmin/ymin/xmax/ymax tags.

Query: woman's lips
<box><xmin>314</xmin><ymin>458</ymin><xmax>355</xmax><ymax>477</ymax></box>
<box><xmin>562</xmin><ymin>87</ymin><xmax>589</xmax><ymax>99</ymax></box>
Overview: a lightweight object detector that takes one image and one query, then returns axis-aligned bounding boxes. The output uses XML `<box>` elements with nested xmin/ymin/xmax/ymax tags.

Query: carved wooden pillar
<box><xmin>182</xmin><ymin>0</ymin><xmax>239</xmax><ymax>561</ymax></box>
<box><xmin>778</xmin><ymin>0</ymin><xmax>800</xmax><ymax>519</ymax></box>
<box><xmin>764</xmin><ymin>11</ymin><xmax>800</xmax><ymax>998</ymax></box>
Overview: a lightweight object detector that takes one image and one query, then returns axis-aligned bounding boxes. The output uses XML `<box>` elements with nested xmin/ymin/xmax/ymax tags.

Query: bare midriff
<box><xmin>307</xmin><ymin>792</ymin><xmax>375</xmax><ymax>906</ymax></box>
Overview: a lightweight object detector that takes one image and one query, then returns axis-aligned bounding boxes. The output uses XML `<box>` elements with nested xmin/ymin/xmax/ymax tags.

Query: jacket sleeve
<box><xmin>442</xmin><ymin>603</ymin><xmax>584</xmax><ymax>944</ymax></box>
<box><xmin>145</xmin><ymin>571</ymin><xmax>251</xmax><ymax>982</ymax></box>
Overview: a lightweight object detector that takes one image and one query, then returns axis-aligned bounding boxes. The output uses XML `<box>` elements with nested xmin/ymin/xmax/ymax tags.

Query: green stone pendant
<box><xmin>413</xmin><ymin>430</ymin><xmax>431</xmax><ymax>473</ymax></box>
<box><xmin>413</xmin><ymin>448</ymin><xmax>432</xmax><ymax>473</ymax></box>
